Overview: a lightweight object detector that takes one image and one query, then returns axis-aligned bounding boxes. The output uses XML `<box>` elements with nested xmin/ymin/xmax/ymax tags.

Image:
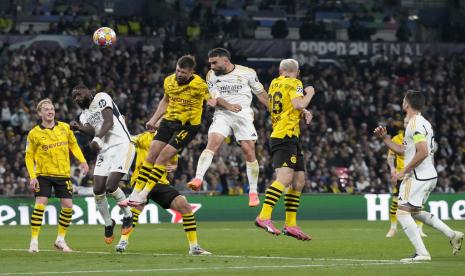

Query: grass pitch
<box><xmin>1</xmin><ymin>220</ymin><xmax>465</xmax><ymax>275</ymax></box>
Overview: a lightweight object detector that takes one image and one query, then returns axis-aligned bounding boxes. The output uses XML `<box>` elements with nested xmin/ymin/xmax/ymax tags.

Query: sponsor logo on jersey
<box><xmin>218</xmin><ymin>84</ymin><xmax>243</xmax><ymax>95</ymax></box>
<box><xmin>42</xmin><ymin>141</ymin><xmax>68</xmax><ymax>151</ymax></box>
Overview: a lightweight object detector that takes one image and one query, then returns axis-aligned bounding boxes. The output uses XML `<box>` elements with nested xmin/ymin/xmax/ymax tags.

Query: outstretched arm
<box><xmin>373</xmin><ymin>126</ymin><xmax>405</xmax><ymax>155</ymax></box>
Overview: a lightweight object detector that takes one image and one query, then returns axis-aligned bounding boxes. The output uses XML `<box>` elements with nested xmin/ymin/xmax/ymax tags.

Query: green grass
<box><xmin>1</xmin><ymin>220</ymin><xmax>465</xmax><ymax>275</ymax></box>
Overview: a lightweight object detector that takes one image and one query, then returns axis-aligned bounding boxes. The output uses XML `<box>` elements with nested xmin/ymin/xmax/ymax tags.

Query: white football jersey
<box><xmin>207</xmin><ymin>65</ymin><xmax>264</xmax><ymax>115</ymax></box>
<box><xmin>79</xmin><ymin>92</ymin><xmax>132</xmax><ymax>152</ymax></box>
<box><xmin>404</xmin><ymin>114</ymin><xmax>437</xmax><ymax>180</ymax></box>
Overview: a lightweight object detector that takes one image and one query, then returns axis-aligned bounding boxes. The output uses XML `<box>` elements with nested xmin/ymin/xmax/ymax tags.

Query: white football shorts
<box><xmin>208</xmin><ymin>110</ymin><xmax>258</xmax><ymax>141</ymax></box>
<box><xmin>94</xmin><ymin>142</ymin><xmax>135</xmax><ymax>177</ymax></box>
<box><xmin>398</xmin><ymin>176</ymin><xmax>437</xmax><ymax>208</ymax></box>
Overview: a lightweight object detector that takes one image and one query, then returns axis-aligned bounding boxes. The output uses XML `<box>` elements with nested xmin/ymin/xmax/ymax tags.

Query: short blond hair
<box><xmin>279</xmin><ymin>59</ymin><xmax>299</xmax><ymax>72</ymax></box>
<box><xmin>36</xmin><ymin>98</ymin><xmax>53</xmax><ymax>112</ymax></box>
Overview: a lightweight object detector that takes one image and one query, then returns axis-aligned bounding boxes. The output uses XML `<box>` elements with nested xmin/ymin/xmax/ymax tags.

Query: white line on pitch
<box><xmin>0</xmin><ymin>262</ymin><xmax>415</xmax><ymax>275</ymax></box>
<box><xmin>1</xmin><ymin>248</ymin><xmax>400</xmax><ymax>263</ymax></box>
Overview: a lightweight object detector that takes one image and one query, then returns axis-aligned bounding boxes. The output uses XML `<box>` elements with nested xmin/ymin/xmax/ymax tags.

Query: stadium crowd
<box><xmin>0</xmin><ymin>38</ymin><xmax>464</xmax><ymax>196</ymax></box>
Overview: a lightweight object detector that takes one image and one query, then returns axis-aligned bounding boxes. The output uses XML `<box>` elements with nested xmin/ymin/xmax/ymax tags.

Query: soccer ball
<box><xmin>93</xmin><ymin>27</ymin><xmax>116</xmax><ymax>48</ymax></box>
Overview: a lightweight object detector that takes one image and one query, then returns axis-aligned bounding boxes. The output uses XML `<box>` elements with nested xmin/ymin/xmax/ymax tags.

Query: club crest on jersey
<box><xmin>98</xmin><ymin>99</ymin><xmax>107</xmax><ymax>108</ymax></box>
<box><xmin>290</xmin><ymin>155</ymin><xmax>297</xmax><ymax>164</ymax></box>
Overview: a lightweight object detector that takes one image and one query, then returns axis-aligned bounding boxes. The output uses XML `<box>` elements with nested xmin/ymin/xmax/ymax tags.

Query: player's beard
<box><xmin>213</xmin><ymin>69</ymin><xmax>225</xmax><ymax>76</ymax></box>
<box><xmin>213</xmin><ymin>67</ymin><xmax>226</xmax><ymax>76</ymax></box>
<box><xmin>77</xmin><ymin>97</ymin><xmax>91</xmax><ymax>109</ymax></box>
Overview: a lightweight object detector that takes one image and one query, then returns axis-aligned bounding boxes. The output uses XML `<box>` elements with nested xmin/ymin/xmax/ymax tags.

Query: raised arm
<box><xmin>373</xmin><ymin>126</ymin><xmax>405</xmax><ymax>155</ymax></box>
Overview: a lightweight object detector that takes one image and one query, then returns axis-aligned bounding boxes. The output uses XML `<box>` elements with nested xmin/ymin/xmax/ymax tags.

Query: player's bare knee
<box><xmin>171</xmin><ymin>195</ymin><xmax>191</xmax><ymax>214</ymax></box>
<box><xmin>35</xmin><ymin>197</ymin><xmax>48</xmax><ymax>205</ymax></box>
<box><xmin>146</xmin><ymin>148</ymin><xmax>160</xmax><ymax>163</ymax></box>
<box><xmin>397</xmin><ymin>203</ymin><xmax>421</xmax><ymax>214</ymax></box>
<box><xmin>60</xmin><ymin>198</ymin><xmax>73</xmax><ymax>208</ymax></box>
<box><xmin>94</xmin><ymin>193</ymin><xmax>106</xmax><ymax>200</ymax></box>
<box><xmin>243</xmin><ymin>150</ymin><xmax>256</xmax><ymax>162</ymax></box>
<box><xmin>206</xmin><ymin>141</ymin><xmax>221</xmax><ymax>153</ymax></box>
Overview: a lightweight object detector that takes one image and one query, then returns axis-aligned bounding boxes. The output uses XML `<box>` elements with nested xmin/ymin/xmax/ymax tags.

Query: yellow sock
<box><xmin>57</xmin><ymin>207</ymin><xmax>72</xmax><ymax>239</ymax></box>
<box><xmin>182</xmin><ymin>212</ymin><xmax>197</xmax><ymax>247</ymax></box>
<box><xmin>259</xmin><ymin>181</ymin><xmax>285</xmax><ymax>220</ymax></box>
<box><xmin>31</xmin><ymin>203</ymin><xmax>45</xmax><ymax>241</ymax></box>
<box><xmin>143</xmin><ymin>164</ymin><xmax>166</xmax><ymax>192</ymax></box>
<box><xmin>121</xmin><ymin>207</ymin><xmax>141</xmax><ymax>241</ymax></box>
<box><xmin>134</xmin><ymin>161</ymin><xmax>154</xmax><ymax>192</ymax></box>
<box><xmin>285</xmin><ymin>188</ymin><xmax>301</xmax><ymax>227</ymax></box>
<box><xmin>159</xmin><ymin>170</ymin><xmax>169</xmax><ymax>185</ymax></box>
<box><xmin>416</xmin><ymin>221</ymin><xmax>424</xmax><ymax>228</ymax></box>
<box><xmin>389</xmin><ymin>197</ymin><xmax>398</xmax><ymax>227</ymax></box>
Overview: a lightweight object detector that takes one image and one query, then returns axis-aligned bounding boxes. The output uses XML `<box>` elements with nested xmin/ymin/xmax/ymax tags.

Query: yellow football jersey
<box><xmin>388</xmin><ymin>131</ymin><xmax>405</xmax><ymax>173</ymax></box>
<box><xmin>25</xmin><ymin>121</ymin><xmax>86</xmax><ymax>178</ymax></box>
<box><xmin>130</xmin><ymin>131</ymin><xmax>178</xmax><ymax>186</ymax></box>
<box><xmin>163</xmin><ymin>73</ymin><xmax>209</xmax><ymax>125</ymax></box>
<box><xmin>268</xmin><ymin>76</ymin><xmax>304</xmax><ymax>138</ymax></box>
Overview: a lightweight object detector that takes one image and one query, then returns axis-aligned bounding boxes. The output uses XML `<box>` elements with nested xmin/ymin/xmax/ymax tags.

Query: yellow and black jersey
<box><xmin>163</xmin><ymin>73</ymin><xmax>209</xmax><ymax>125</ymax></box>
<box><xmin>25</xmin><ymin>121</ymin><xmax>86</xmax><ymax>179</ymax></box>
<box><xmin>130</xmin><ymin>131</ymin><xmax>178</xmax><ymax>186</ymax></box>
<box><xmin>388</xmin><ymin>131</ymin><xmax>405</xmax><ymax>173</ymax></box>
<box><xmin>268</xmin><ymin>76</ymin><xmax>304</xmax><ymax>139</ymax></box>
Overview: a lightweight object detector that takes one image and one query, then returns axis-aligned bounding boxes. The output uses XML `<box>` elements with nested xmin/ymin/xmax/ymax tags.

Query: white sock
<box><xmin>95</xmin><ymin>194</ymin><xmax>113</xmax><ymax>226</ymax></box>
<box><xmin>390</xmin><ymin>222</ymin><xmax>397</xmax><ymax>230</ymax></box>
<box><xmin>195</xmin><ymin>149</ymin><xmax>214</xmax><ymax>180</ymax></box>
<box><xmin>56</xmin><ymin>235</ymin><xmax>65</xmax><ymax>242</ymax></box>
<box><xmin>397</xmin><ymin>210</ymin><xmax>429</xmax><ymax>256</ymax></box>
<box><xmin>413</xmin><ymin>211</ymin><xmax>455</xmax><ymax>239</ymax></box>
<box><xmin>246</xmin><ymin>160</ymin><xmax>259</xmax><ymax>194</ymax></box>
<box><xmin>110</xmin><ymin>188</ymin><xmax>132</xmax><ymax>217</ymax></box>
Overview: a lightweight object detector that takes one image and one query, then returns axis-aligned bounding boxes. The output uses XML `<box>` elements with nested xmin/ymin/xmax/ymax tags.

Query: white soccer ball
<box><xmin>93</xmin><ymin>27</ymin><xmax>117</xmax><ymax>48</ymax></box>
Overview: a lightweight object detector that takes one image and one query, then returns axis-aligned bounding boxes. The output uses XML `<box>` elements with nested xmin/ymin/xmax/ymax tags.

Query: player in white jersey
<box><xmin>187</xmin><ymin>48</ymin><xmax>269</xmax><ymax>206</ymax></box>
<box><xmin>374</xmin><ymin>90</ymin><xmax>463</xmax><ymax>262</ymax></box>
<box><xmin>71</xmin><ymin>84</ymin><xmax>135</xmax><ymax>244</ymax></box>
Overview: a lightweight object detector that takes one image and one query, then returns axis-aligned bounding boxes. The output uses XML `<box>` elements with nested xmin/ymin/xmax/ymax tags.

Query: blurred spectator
<box><xmin>186</xmin><ymin>21</ymin><xmax>201</xmax><ymax>41</ymax></box>
<box><xmin>271</xmin><ymin>20</ymin><xmax>289</xmax><ymax>39</ymax></box>
<box><xmin>396</xmin><ymin>20</ymin><xmax>412</xmax><ymax>42</ymax></box>
<box><xmin>0</xmin><ymin>32</ymin><xmax>464</xmax><ymax>196</ymax></box>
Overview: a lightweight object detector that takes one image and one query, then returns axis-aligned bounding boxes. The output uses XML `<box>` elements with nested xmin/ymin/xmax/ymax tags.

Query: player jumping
<box><xmin>187</xmin><ymin>48</ymin><xmax>269</xmax><ymax>207</ymax></box>
<box><xmin>119</xmin><ymin>55</ymin><xmax>210</xmax><ymax>207</ymax></box>
<box><xmin>71</xmin><ymin>84</ymin><xmax>134</xmax><ymax>244</ymax></box>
